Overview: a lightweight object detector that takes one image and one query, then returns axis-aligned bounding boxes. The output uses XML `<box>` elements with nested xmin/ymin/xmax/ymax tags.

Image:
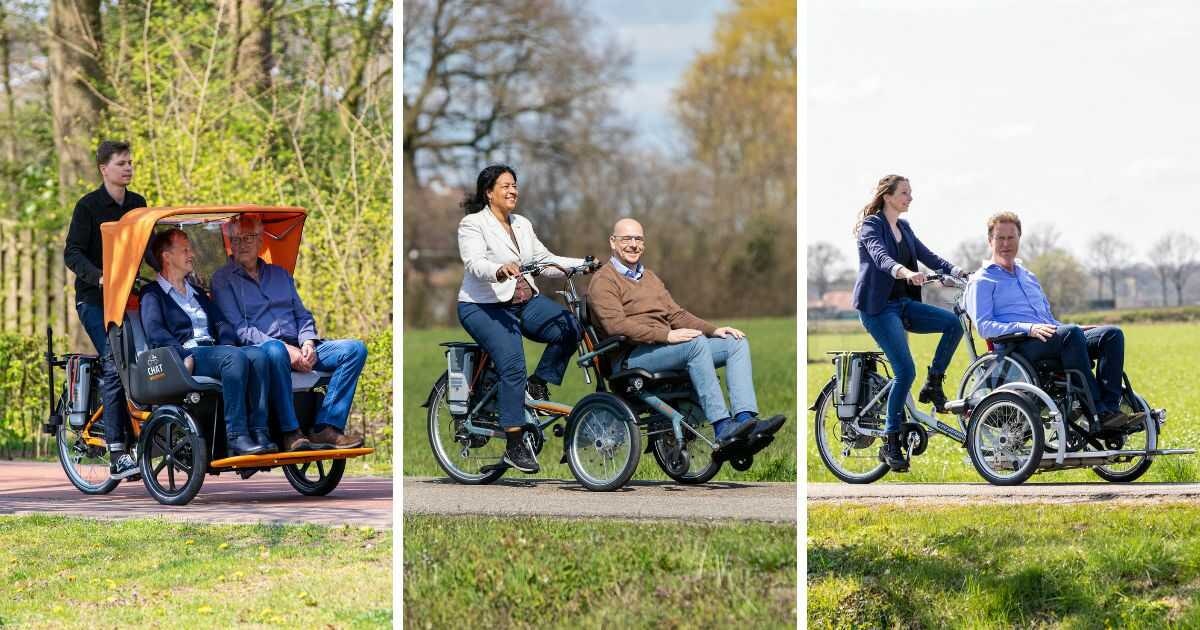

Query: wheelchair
<box><xmin>424</xmin><ymin>259</ymin><xmax>777</xmax><ymax>491</ymax></box>
<box><xmin>813</xmin><ymin>272</ymin><xmax>1191</xmax><ymax>486</ymax></box>
<box><xmin>44</xmin><ymin>206</ymin><xmax>373</xmax><ymax>505</ymax></box>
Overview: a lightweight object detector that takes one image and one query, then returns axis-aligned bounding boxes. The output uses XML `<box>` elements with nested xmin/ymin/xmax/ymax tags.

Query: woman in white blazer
<box><xmin>457</xmin><ymin>164</ymin><xmax>587</xmax><ymax>473</ymax></box>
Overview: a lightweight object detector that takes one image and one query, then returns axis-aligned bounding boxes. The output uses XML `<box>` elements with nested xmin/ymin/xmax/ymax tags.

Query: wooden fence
<box><xmin>0</xmin><ymin>220</ymin><xmax>85</xmax><ymax>350</ymax></box>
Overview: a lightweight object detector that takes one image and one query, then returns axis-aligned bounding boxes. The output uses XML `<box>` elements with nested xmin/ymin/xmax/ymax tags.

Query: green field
<box><xmin>405</xmin><ymin>514</ymin><xmax>796</xmax><ymax>628</ymax></box>
<box><xmin>403</xmin><ymin>317</ymin><xmax>797</xmax><ymax>483</ymax></box>
<box><xmin>0</xmin><ymin>515</ymin><xmax>390</xmax><ymax>628</ymax></box>
<box><xmin>809</xmin><ymin>503</ymin><xmax>1200</xmax><ymax>628</ymax></box>
<box><xmin>806</xmin><ymin>322</ymin><xmax>1200</xmax><ymax>483</ymax></box>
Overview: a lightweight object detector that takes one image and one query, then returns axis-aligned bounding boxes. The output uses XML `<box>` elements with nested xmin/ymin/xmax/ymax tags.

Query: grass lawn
<box><xmin>809</xmin><ymin>503</ymin><xmax>1200</xmax><ymax>628</ymax></box>
<box><xmin>806</xmin><ymin>322</ymin><xmax>1200</xmax><ymax>483</ymax></box>
<box><xmin>0</xmin><ymin>515</ymin><xmax>391</xmax><ymax>628</ymax></box>
<box><xmin>404</xmin><ymin>514</ymin><xmax>796</xmax><ymax>628</ymax></box>
<box><xmin>403</xmin><ymin>317</ymin><xmax>797</xmax><ymax>483</ymax></box>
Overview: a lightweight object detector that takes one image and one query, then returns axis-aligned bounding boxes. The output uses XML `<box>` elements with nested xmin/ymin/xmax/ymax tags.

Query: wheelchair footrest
<box><xmin>714</xmin><ymin>434</ymin><xmax>774</xmax><ymax>463</ymax></box>
<box><xmin>479</xmin><ymin>461</ymin><xmax>511</xmax><ymax>474</ymax></box>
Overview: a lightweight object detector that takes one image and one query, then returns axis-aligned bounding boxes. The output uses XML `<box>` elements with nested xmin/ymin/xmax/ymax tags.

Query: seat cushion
<box><xmin>291</xmin><ymin>370</ymin><xmax>332</xmax><ymax>392</ymax></box>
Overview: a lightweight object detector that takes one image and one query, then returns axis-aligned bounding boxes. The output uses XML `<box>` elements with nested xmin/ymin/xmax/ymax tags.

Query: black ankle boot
<box><xmin>918</xmin><ymin>370</ymin><xmax>948</xmax><ymax>412</ymax></box>
<box><xmin>881</xmin><ymin>432</ymin><xmax>909</xmax><ymax>472</ymax></box>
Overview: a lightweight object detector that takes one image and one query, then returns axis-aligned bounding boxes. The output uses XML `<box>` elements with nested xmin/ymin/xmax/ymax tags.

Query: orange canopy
<box><xmin>101</xmin><ymin>205</ymin><xmax>308</xmax><ymax>327</ymax></box>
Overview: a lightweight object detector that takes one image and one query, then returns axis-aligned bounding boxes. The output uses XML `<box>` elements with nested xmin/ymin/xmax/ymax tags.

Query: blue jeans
<box><xmin>859</xmin><ymin>298</ymin><xmax>962</xmax><ymax>433</ymax></box>
<box><xmin>190</xmin><ymin>345</ymin><xmax>268</xmax><ymax>438</ymax></box>
<box><xmin>625</xmin><ymin>336</ymin><xmax>758</xmax><ymax>424</ymax></box>
<box><xmin>254</xmin><ymin>340</ymin><xmax>304</xmax><ymax>432</ymax></box>
<box><xmin>1007</xmin><ymin>324</ymin><xmax>1124</xmax><ymax>414</ymax></box>
<box><xmin>458</xmin><ymin>295</ymin><xmax>583</xmax><ymax>429</ymax></box>
<box><xmin>76</xmin><ymin>301</ymin><xmax>129</xmax><ymax>452</ymax></box>
<box><xmin>312</xmin><ymin>339</ymin><xmax>368</xmax><ymax>431</ymax></box>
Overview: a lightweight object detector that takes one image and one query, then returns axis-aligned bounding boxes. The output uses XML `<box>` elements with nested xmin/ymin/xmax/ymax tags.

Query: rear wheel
<box><xmin>56</xmin><ymin>411</ymin><xmax>119</xmax><ymax>495</ymax></box>
<box><xmin>651</xmin><ymin>399</ymin><xmax>721</xmax><ymax>484</ymax></box>
<box><xmin>284</xmin><ymin>458</ymin><xmax>346</xmax><ymax>495</ymax></box>
<box><xmin>139</xmin><ymin>409</ymin><xmax>207</xmax><ymax>506</ymax></box>
<box><xmin>565</xmin><ymin>393</ymin><xmax>641</xmax><ymax>491</ymax></box>
<box><xmin>427</xmin><ymin>372</ymin><xmax>506</xmax><ymax>485</ymax></box>
<box><xmin>812</xmin><ymin>377</ymin><xmax>890</xmax><ymax>484</ymax></box>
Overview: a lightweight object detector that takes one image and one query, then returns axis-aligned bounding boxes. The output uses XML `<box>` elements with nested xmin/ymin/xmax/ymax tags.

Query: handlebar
<box><xmin>922</xmin><ymin>272</ymin><xmax>968</xmax><ymax>289</ymax></box>
<box><xmin>519</xmin><ymin>256</ymin><xmax>603</xmax><ymax>278</ymax></box>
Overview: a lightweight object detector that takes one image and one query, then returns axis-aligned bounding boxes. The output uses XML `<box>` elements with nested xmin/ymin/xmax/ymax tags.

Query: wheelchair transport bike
<box><xmin>44</xmin><ymin>206</ymin><xmax>373</xmax><ymax>505</ymax></box>
<box><xmin>813</xmin><ymin>273</ymin><xmax>1193</xmax><ymax>485</ymax></box>
<box><xmin>425</xmin><ymin>258</ymin><xmax>778</xmax><ymax>491</ymax></box>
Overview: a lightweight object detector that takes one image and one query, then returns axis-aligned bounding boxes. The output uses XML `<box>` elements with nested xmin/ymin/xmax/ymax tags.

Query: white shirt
<box><xmin>456</xmin><ymin>208</ymin><xmax>585</xmax><ymax>303</ymax></box>
<box><xmin>156</xmin><ymin>274</ymin><xmax>214</xmax><ymax>348</ymax></box>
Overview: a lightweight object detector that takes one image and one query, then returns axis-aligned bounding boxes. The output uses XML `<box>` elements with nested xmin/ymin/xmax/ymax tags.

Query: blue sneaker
<box><xmin>712</xmin><ymin>417</ymin><xmax>754</xmax><ymax>447</ymax></box>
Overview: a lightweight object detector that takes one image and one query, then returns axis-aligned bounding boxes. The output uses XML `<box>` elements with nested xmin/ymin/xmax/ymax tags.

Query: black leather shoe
<box><xmin>252</xmin><ymin>430</ymin><xmax>279</xmax><ymax>454</ymax></box>
<box><xmin>229</xmin><ymin>434</ymin><xmax>267</xmax><ymax>456</ymax></box>
<box><xmin>752</xmin><ymin>414</ymin><xmax>787</xmax><ymax>436</ymax></box>
<box><xmin>880</xmin><ymin>432</ymin><xmax>909</xmax><ymax>472</ymax></box>
<box><xmin>918</xmin><ymin>370</ymin><xmax>948</xmax><ymax>412</ymax></box>
<box><xmin>527</xmin><ymin>378</ymin><xmax>550</xmax><ymax>401</ymax></box>
<box><xmin>502</xmin><ymin>432</ymin><xmax>539</xmax><ymax>473</ymax></box>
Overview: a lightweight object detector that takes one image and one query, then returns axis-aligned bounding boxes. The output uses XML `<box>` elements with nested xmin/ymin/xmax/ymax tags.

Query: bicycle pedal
<box><xmin>479</xmin><ymin>462</ymin><xmax>510</xmax><ymax>474</ymax></box>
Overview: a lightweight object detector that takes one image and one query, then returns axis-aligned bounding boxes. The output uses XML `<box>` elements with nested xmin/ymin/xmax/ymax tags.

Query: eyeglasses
<box><xmin>231</xmin><ymin>233</ymin><xmax>261</xmax><ymax>246</ymax></box>
<box><xmin>611</xmin><ymin>235</ymin><xmax>645</xmax><ymax>244</ymax></box>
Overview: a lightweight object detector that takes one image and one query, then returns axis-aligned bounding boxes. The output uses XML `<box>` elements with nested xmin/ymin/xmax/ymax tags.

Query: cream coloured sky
<box><xmin>807</xmin><ymin>1</ymin><xmax>1200</xmax><ymax>265</ymax></box>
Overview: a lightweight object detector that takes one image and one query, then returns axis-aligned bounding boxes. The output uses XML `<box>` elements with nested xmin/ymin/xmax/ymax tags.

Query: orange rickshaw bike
<box><xmin>42</xmin><ymin>206</ymin><xmax>373</xmax><ymax>505</ymax></box>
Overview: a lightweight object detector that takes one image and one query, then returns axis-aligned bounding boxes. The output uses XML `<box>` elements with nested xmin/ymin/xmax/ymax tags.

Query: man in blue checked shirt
<box><xmin>211</xmin><ymin>214</ymin><xmax>367</xmax><ymax>450</ymax></box>
<box><xmin>965</xmin><ymin>211</ymin><xmax>1141</xmax><ymax>433</ymax></box>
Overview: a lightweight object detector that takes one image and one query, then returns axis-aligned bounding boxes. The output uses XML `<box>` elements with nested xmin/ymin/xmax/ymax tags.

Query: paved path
<box><xmin>403</xmin><ymin>476</ymin><xmax>797</xmax><ymax>523</ymax></box>
<box><xmin>0</xmin><ymin>461</ymin><xmax>392</xmax><ymax>528</ymax></box>
<box><xmin>809</xmin><ymin>481</ymin><xmax>1200</xmax><ymax>504</ymax></box>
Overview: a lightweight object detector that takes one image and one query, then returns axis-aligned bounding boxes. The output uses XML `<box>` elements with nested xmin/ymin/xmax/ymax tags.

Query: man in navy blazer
<box><xmin>139</xmin><ymin>229</ymin><xmax>275</xmax><ymax>456</ymax></box>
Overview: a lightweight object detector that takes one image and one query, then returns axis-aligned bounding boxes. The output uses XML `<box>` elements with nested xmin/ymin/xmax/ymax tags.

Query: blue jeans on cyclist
<box><xmin>457</xmin><ymin>294</ymin><xmax>582</xmax><ymax>430</ymax></box>
<box><xmin>859</xmin><ymin>297</ymin><xmax>962</xmax><ymax>434</ymax></box>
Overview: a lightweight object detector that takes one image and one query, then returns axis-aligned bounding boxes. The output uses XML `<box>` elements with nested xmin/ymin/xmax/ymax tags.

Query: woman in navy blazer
<box><xmin>139</xmin><ymin>228</ymin><xmax>275</xmax><ymax>457</ymax></box>
<box><xmin>853</xmin><ymin>175</ymin><xmax>964</xmax><ymax>471</ymax></box>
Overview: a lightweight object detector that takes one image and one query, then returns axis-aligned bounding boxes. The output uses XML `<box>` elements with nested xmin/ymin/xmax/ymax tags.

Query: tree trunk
<box><xmin>339</xmin><ymin>0</ymin><xmax>388</xmax><ymax>116</ymax></box>
<box><xmin>1108</xmin><ymin>273</ymin><xmax>1118</xmax><ymax>305</ymax></box>
<box><xmin>1161</xmin><ymin>276</ymin><xmax>1169</xmax><ymax>307</ymax></box>
<box><xmin>48</xmin><ymin>0</ymin><xmax>105</xmax><ymax>205</ymax></box>
<box><xmin>223</xmin><ymin>0</ymin><xmax>273</xmax><ymax>97</ymax></box>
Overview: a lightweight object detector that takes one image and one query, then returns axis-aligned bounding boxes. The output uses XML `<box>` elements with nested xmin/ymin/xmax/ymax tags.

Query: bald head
<box><xmin>610</xmin><ymin>218</ymin><xmax>646</xmax><ymax>268</ymax></box>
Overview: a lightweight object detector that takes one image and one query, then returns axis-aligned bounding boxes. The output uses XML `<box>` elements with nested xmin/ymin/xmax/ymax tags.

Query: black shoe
<box><xmin>527</xmin><ymin>378</ymin><xmax>550</xmax><ymax>401</ymax></box>
<box><xmin>252</xmin><ymin>430</ymin><xmax>279</xmax><ymax>454</ymax></box>
<box><xmin>109</xmin><ymin>453</ymin><xmax>139</xmax><ymax>480</ymax></box>
<box><xmin>712</xmin><ymin>417</ymin><xmax>755</xmax><ymax>450</ymax></box>
<box><xmin>229</xmin><ymin>434</ymin><xmax>267</xmax><ymax>456</ymax></box>
<box><xmin>880</xmin><ymin>433</ymin><xmax>909</xmax><ymax>472</ymax></box>
<box><xmin>918</xmin><ymin>370</ymin><xmax>948</xmax><ymax>412</ymax></box>
<box><xmin>752</xmin><ymin>414</ymin><xmax>787</xmax><ymax>436</ymax></box>
<box><xmin>502</xmin><ymin>434</ymin><xmax>540</xmax><ymax>474</ymax></box>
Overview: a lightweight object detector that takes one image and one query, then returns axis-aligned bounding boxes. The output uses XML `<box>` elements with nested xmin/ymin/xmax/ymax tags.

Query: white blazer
<box><xmin>457</xmin><ymin>208</ymin><xmax>585</xmax><ymax>303</ymax></box>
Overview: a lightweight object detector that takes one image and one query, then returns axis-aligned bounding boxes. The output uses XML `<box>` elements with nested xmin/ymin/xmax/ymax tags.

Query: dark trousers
<box><xmin>1009</xmin><ymin>324</ymin><xmax>1125</xmax><ymax>414</ymax></box>
<box><xmin>76</xmin><ymin>301</ymin><xmax>130</xmax><ymax>452</ymax></box>
<box><xmin>190</xmin><ymin>345</ymin><xmax>269</xmax><ymax>438</ymax></box>
<box><xmin>457</xmin><ymin>295</ymin><xmax>582</xmax><ymax>429</ymax></box>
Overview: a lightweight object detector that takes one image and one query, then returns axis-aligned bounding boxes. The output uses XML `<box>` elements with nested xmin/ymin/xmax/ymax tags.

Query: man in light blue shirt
<box><xmin>966</xmin><ymin>211</ymin><xmax>1139</xmax><ymax>431</ymax></box>
<box><xmin>211</xmin><ymin>214</ymin><xmax>367</xmax><ymax>450</ymax></box>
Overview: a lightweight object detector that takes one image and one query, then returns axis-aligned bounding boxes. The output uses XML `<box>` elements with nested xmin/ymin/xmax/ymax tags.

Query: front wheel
<box><xmin>564</xmin><ymin>393</ymin><xmax>641</xmax><ymax>491</ymax></box>
<box><xmin>966</xmin><ymin>392</ymin><xmax>1043</xmax><ymax>486</ymax></box>
<box><xmin>1093</xmin><ymin>393</ymin><xmax>1156</xmax><ymax>483</ymax></box>
<box><xmin>427</xmin><ymin>372</ymin><xmax>506</xmax><ymax>485</ymax></box>
<box><xmin>284</xmin><ymin>458</ymin><xmax>346</xmax><ymax>495</ymax></box>
<box><xmin>56</xmin><ymin>417</ymin><xmax>119</xmax><ymax>495</ymax></box>
<box><xmin>650</xmin><ymin>399</ymin><xmax>721</xmax><ymax>484</ymax></box>
<box><xmin>139</xmin><ymin>408</ymin><xmax>208</xmax><ymax>506</ymax></box>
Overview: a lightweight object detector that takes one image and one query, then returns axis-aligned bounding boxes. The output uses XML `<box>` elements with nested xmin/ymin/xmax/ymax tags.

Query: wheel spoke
<box><xmin>316</xmin><ymin>460</ymin><xmax>326</xmax><ymax>478</ymax></box>
<box><xmin>168</xmin><ymin>463</ymin><xmax>176</xmax><ymax>491</ymax></box>
<box><xmin>154</xmin><ymin>457</ymin><xmax>168</xmax><ymax>476</ymax></box>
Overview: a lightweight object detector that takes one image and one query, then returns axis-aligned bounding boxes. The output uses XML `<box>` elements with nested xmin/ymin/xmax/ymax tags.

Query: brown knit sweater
<box><xmin>588</xmin><ymin>260</ymin><xmax>716</xmax><ymax>344</ymax></box>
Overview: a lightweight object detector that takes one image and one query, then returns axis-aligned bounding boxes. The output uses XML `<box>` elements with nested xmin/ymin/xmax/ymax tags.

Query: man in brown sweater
<box><xmin>588</xmin><ymin>218</ymin><xmax>786</xmax><ymax>448</ymax></box>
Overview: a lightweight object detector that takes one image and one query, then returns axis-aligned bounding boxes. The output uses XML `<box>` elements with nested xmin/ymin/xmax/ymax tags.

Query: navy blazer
<box><xmin>139</xmin><ymin>280</ymin><xmax>237</xmax><ymax>359</ymax></box>
<box><xmin>852</xmin><ymin>214</ymin><xmax>955</xmax><ymax>316</ymax></box>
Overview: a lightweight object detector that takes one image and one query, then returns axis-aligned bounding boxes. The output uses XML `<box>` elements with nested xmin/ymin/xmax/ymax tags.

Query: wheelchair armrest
<box><xmin>576</xmin><ymin>335</ymin><xmax>626</xmax><ymax>366</ymax></box>
<box><xmin>989</xmin><ymin>332</ymin><xmax>1032</xmax><ymax>344</ymax></box>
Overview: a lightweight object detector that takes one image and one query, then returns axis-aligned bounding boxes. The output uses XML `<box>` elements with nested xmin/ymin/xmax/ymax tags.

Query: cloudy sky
<box><xmin>807</xmin><ymin>0</ymin><xmax>1200</xmax><ymax>267</ymax></box>
<box><xmin>592</xmin><ymin>0</ymin><xmax>727</xmax><ymax>150</ymax></box>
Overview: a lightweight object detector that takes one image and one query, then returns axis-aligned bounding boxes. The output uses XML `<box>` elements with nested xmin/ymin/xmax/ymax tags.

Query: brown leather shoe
<box><xmin>281</xmin><ymin>430</ymin><xmax>313</xmax><ymax>452</ymax></box>
<box><xmin>308</xmin><ymin>426</ymin><xmax>364</xmax><ymax>449</ymax></box>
